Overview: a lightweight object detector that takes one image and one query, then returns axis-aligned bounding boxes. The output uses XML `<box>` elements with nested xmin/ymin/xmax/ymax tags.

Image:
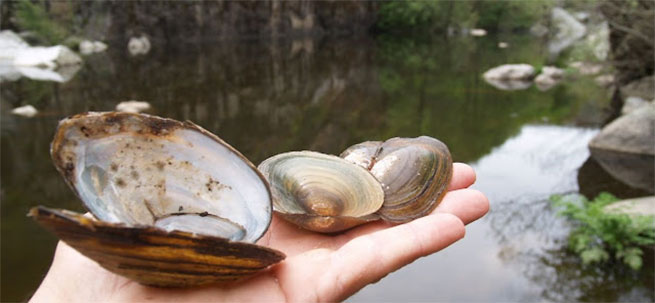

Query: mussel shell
<box><xmin>258</xmin><ymin>151</ymin><xmax>384</xmax><ymax>233</ymax></box>
<box><xmin>30</xmin><ymin>207</ymin><xmax>285</xmax><ymax>287</ymax></box>
<box><xmin>50</xmin><ymin>112</ymin><xmax>272</xmax><ymax>243</ymax></box>
<box><xmin>341</xmin><ymin>136</ymin><xmax>453</xmax><ymax>223</ymax></box>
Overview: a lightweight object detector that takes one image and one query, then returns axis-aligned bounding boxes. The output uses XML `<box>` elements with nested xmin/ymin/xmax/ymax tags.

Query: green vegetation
<box><xmin>376</xmin><ymin>1</ymin><xmax>475</xmax><ymax>32</ymax></box>
<box><xmin>375</xmin><ymin>0</ymin><xmax>554</xmax><ymax>33</ymax></box>
<box><xmin>552</xmin><ymin>193</ymin><xmax>655</xmax><ymax>270</ymax></box>
<box><xmin>14</xmin><ymin>0</ymin><xmax>68</xmax><ymax>45</ymax></box>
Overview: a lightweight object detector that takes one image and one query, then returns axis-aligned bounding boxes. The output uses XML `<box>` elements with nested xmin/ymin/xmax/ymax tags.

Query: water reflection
<box><xmin>1</xmin><ymin>35</ymin><xmax>632</xmax><ymax>302</ymax></box>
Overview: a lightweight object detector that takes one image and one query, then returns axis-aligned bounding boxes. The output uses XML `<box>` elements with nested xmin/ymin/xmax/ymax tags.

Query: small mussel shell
<box><xmin>30</xmin><ymin>207</ymin><xmax>285</xmax><ymax>287</ymax></box>
<box><xmin>258</xmin><ymin>151</ymin><xmax>384</xmax><ymax>233</ymax></box>
<box><xmin>341</xmin><ymin>136</ymin><xmax>453</xmax><ymax>223</ymax></box>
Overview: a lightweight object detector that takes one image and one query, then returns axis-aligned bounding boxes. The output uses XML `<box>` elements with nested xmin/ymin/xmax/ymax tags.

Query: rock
<box><xmin>483</xmin><ymin>64</ymin><xmax>535</xmax><ymax>80</ymax></box>
<box><xmin>116</xmin><ymin>101</ymin><xmax>152</xmax><ymax>113</ymax></box>
<box><xmin>0</xmin><ymin>30</ymin><xmax>82</xmax><ymax>82</ymax></box>
<box><xmin>128</xmin><ymin>36</ymin><xmax>151</xmax><ymax>56</ymax></box>
<box><xmin>483</xmin><ymin>64</ymin><xmax>535</xmax><ymax>91</ymax></box>
<box><xmin>530</xmin><ymin>23</ymin><xmax>549</xmax><ymax>37</ymax></box>
<box><xmin>289</xmin><ymin>13</ymin><xmax>315</xmax><ymax>31</ymax></box>
<box><xmin>622</xmin><ymin>97</ymin><xmax>649</xmax><ymax>115</ymax></box>
<box><xmin>498</xmin><ymin>42</ymin><xmax>509</xmax><ymax>49</ymax></box>
<box><xmin>569</xmin><ymin>61</ymin><xmax>603</xmax><ymax>75</ymax></box>
<box><xmin>79</xmin><ymin>40</ymin><xmax>107</xmax><ymax>55</ymax></box>
<box><xmin>590</xmin><ymin>103</ymin><xmax>655</xmax><ymax>155</ymax></box>
<box><xmin>535</xmin><ymin>74</ymin><xmax>558</xmax><ymax>91</ymax></box>
<box><xmin>11</xmin><ymin>105</ymin><xmax>38</xmax><ymax>117</ymax></box>
<box><xmin>589</xmin><ymin>104</ymin><xmax>655</xmax><ymax>192</ymax></box>
<box><xmin>595</xmin><ymin>74</ymin><xmax>614</xmax><ymax>87</ymax></box>
<box><xmin>620</xmin><ymin>75</ymin><xmax>654</xmax><ymax>101</ymax></box>
<box><xmin>578</xmin><ymin>156</ymin><xmax>653</xmax><ymax>199</ymax></box>
<box><xmin>0</xmin><ymin>30</ymin><xmax>81</xmax><ymax>68</ymax></box>
<box><xmin>573</xmin><ymin>11</ymin><xmax>590</xmax><ymax>22</ymax></box>
<box><xmin>534</xmin><ymin>66</ymin><xmax>565</xmax><ymax>91</ymax></box>
<box><xmin>548</xmin><ymin>7</ymin><xmax>586</xmax><ymax>57</ymax></box>
<box><xmin>604</xmin><ymin>196</ymin><xmax>655</xmax><ymax>218</ymax></box>
<box><xmin>541</xmin><ymin>66</ymin><xmax>565</xmax><ymax>79</ymax></box>
<box><xmin>0</xmin><ymin>30</ymin><xmax>30</xmax><ymax>62</ymax></box>
<box><xmin>13</xmin><ymin>45</ymin><xmax>82</xmax><ymax>67</ymax></box>
<box><xmin>587</xmin><ymin>22</ymin><xmax>610</xmax><ymax>61</ymax></box>
<box><xmin>470</xmin><ymin>29</ymin><xmax>487</xmax><ymax>37</ymax></box>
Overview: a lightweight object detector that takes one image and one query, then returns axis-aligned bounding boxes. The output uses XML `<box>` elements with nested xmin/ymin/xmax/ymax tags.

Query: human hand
<box><xmin>30</xmin><ymin>163</ymin><xmax>488</xmax><ymax>302</ymax></box>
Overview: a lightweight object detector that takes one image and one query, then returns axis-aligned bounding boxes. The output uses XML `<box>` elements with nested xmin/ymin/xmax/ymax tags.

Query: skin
<box><xmin>31</xmin><ymin>163</ymin><xmax>489</xmax><ymax>302</ymax></box>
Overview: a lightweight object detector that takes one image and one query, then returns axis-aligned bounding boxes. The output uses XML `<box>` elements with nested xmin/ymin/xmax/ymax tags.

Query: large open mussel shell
<box><xmin>341</xmin><ymin>136</ymin><xmax>453</xmax><ymax>222</ymax></box>
<box><xmin>258</xmin><ymin>151</ymin><xmax>384</xmax><ymax>233</ymax></box>
<box><xmin>32</xmin><ymin>112</ymin><xmax>285</xmax><ymax>287</ymax></box>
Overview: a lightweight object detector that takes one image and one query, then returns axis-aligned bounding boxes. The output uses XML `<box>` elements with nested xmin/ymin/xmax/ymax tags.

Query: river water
<box><xmin>1</xmin><ymin>34</ymin><xmax>652</xmax><ymax>302</ymax></box>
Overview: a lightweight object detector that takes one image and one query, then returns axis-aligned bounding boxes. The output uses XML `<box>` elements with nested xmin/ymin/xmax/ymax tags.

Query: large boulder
<box><xmin>589</xmin><ymin>104</ymin><xmax>655</xmax><ymax>192</ymax></box>
<box><xmin>620</xmin><ymin>75</ymin><xmax>654</xmax><ymax>101</ymax></box>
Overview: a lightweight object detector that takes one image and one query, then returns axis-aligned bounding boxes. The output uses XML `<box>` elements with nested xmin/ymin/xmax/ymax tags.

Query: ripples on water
<box><xmin>2</xmin><ymin>35</ymin><xmax>651</xmax><ymax>302</ymax></box>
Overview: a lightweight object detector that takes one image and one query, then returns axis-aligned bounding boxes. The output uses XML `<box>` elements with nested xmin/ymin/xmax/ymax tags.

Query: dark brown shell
<box><xmin>30</xmin><ymin>207</ymin><xmax>284</xmax><ymax>287</ymax></box>
<box><xmin>341</xmin><ymin>136</ymin><xmax>453</xmax><ymax>223</ymax></box>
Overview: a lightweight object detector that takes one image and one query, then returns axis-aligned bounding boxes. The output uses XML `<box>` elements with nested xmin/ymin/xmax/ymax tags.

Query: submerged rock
<box><xmin>535</xmin><ymin>74</ymin><xmax>558</xmax><ymax>91</ymax></box>
<box><xmin>79</xmin><ymin>40</ymin><xmax>108</xmax><ymax>55</ymax></box>
<box><xmin>11</xmin><ymin>105</ymin><xmax>38</xmax><ymax>117</ymax></box>
<box><xmin>116</xmin><ymin>100</ymin><xmax>152</xmax><ymax>113</ymax></box>
<box><xmin>498</xmin><ymin>42</ymin><xmax>509</xmax><ymax>49</ymax></box>
<box><xmin>470</xmin><ymin>29</ymin><xmax>487</xmax><ymax>37</ymax></box>
<box><xmin>535</xmin><ymin>66</ymin><xmax>565</xmax><ymax>91</ymax></box>
<box><xmin>128</xmin><ymin>36</ymin><xmax>151</xmax><ymax>56</ymax></box>
<box><xmin>484</xmin><ymin>79</ymin><xmax>532</xmax><ymax>91</ymax></box>
<box><xmin>589</xmin><ymin>104</ymin><xmax>655</xmax><ymax>192</ymax></box>
<box><xmin>578</xmin><ymin>156</ymin><xmax>653</xmax><ymax>199</ymax></box>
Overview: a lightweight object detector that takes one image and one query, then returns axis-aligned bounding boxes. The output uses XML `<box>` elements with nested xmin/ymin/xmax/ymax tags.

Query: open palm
<box><xmin>31</xmin><ymin>163</ymin><xmax>488</xmax><ymax>302</ymax></box>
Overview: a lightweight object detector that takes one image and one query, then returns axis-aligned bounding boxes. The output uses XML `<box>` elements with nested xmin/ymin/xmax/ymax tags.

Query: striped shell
<box><xmin>341</xmin><ymin>136</ymin><xmax>453</xmax><ymax>222</ymax></box>
<box><xmin>30</xmin><ymin>207</ymin><xmax>284</xmax><ymax>287</ymax></box>
<box><xmin>258</xmin><ymin>151</ymin><xmax>384</xmax><ymax>233</ymax></box>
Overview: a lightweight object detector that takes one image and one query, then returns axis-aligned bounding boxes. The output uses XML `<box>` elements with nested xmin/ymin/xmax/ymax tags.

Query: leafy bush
<box><xmin>551</xmin><ymin>192</ymin><xmax>655</xmax><ymax>270</ymax></box>
<box><xmin>14</xmin><ymin>0</ymin><xmax>68</xmax><ymax>45</ymax></box>
<box><xmin>375</xmin><ymin>1</ymin><xmax>475</xmax><ymax>32</ymax></box>
<box><xmin>375</xmin><ymin>0</ymin><xmax>554</xmax><ymax>33</ymax></box>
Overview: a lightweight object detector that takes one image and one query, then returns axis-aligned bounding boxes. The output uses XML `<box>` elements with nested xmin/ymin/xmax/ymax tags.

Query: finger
<box><xmin>434</xmin><ymin>189</ymin><xmax>489</xmax><ymax>225</ymax></box>
<box><xmin>448</xmin><ymin>163</ymin><xmax>476</xmax><ymax>190</ymax></box>
<box><xmin>314</xmin><ymin>213</ymin><xmax>465</xmax><ymax>302</ymax></box>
